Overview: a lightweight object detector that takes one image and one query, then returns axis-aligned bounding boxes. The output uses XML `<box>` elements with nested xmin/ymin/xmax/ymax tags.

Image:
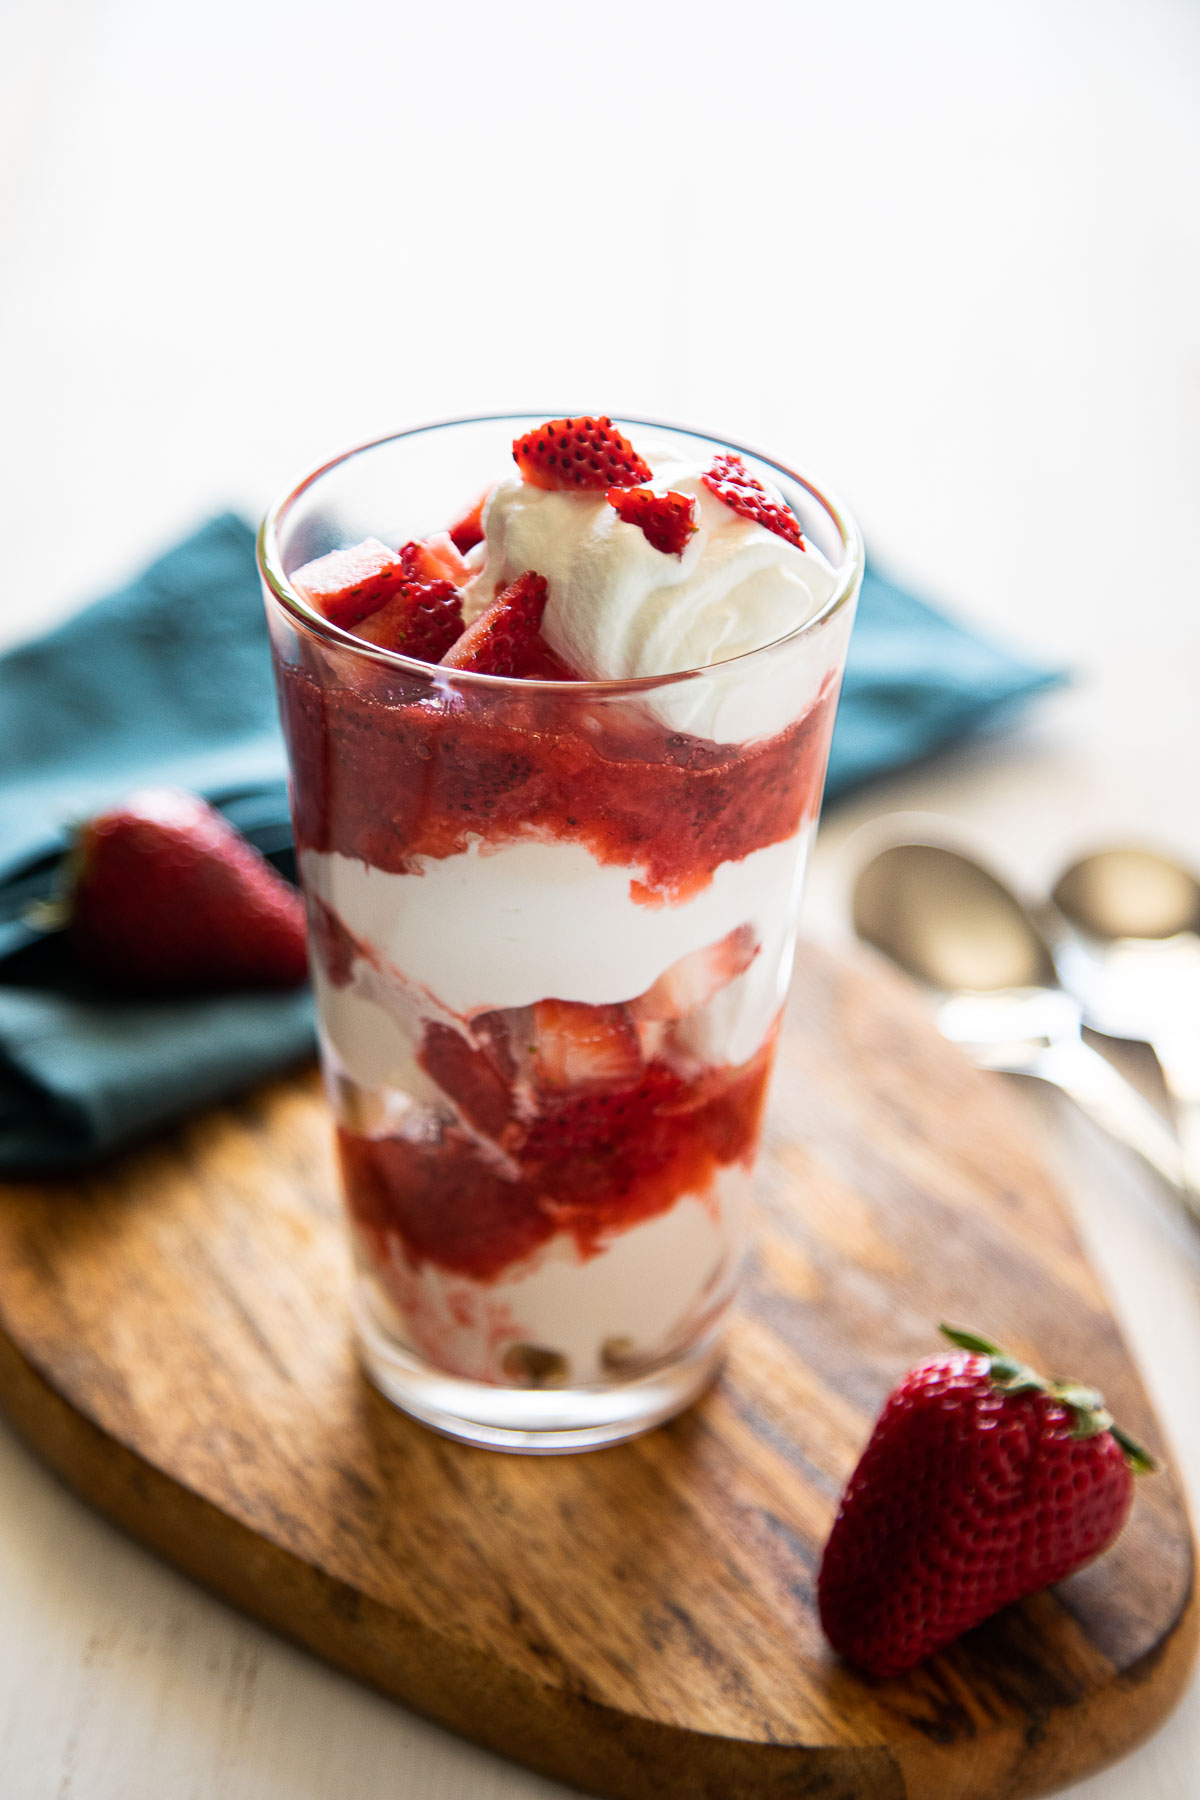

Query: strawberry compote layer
<box><xmin>280</xmin><ymin>654</ymin><xmax>838</xmax><ymax>1387</ymax></box>
<box><xmin>280</xmin><ymin>659</ymin><xmax>837</xmax><ymax>901</ymax></box>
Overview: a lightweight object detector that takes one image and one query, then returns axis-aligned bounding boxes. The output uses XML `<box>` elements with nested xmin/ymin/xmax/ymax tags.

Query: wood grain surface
<box><xmin>0</xmin><ymin>943</ymin><xmax>1192</xmax><ymax>1800</ymax></box>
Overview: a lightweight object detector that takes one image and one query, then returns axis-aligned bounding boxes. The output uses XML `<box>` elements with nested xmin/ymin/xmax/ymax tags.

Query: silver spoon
<box><xmin>851</xmin><ymin>838</ymin><xmax>1192</xmax><ymax>1210</ymax></box>
<box><xmin>1052</xmin><ymin>847</ymin><xmax>1200</xmax><ymax>1202</ymax></box>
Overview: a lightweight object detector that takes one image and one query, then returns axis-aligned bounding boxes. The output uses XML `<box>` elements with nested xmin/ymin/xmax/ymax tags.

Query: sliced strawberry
<box><xmin>441</xmin><ymin>570</ymin><xmax>552</xmax><ymax>676</ymax></box>
<box><xmin>355</xmin><ymin>576</ymin><xmax>463</xmax><ymax>661</ymax></box>
<box><xmin>532</xmin><ymin>998</ymin><xmax>644</xmax><ymax>1090</ymax></box>
<box><xmin>701</xmin><ymin>453</ymin><xmax>806</xmax><ymax>549</ymax></box>
<box><xmin>634</xmin><ymin>1017</ymin><xmax>668</xmax><ymax>1061</ymax></box>
<box><xmin>513</xmin><ymin>416</ymin><xmax>651</xmax><ymax>492</ymax></box>
<box><xmin>419</xmin><ymin>1017</ymin><xmax>516</xmax><ymax>1141</ymax></box>
<box><xmin>607</xmin><ymin>486</ymin><xmax>697</xmax><ymax>556</ymax></box>
<box><xmin>630</xmin><ymin>925</ymin><xmax>759</xmax><ymax>1022</ymax></box>
<box><xmin>399</xmin><ymin>533</ymin><xmax>472</xmax><ymax>588</ymax></box>
<box><xmin>291</xmin><ymin>538</ymin><xmax>407</xmax><ymax>629</ymax></box>
<box><xmin>447</xmin><ymin>489</ymin><xmax>489</xmax><ymax>554</ymax></box>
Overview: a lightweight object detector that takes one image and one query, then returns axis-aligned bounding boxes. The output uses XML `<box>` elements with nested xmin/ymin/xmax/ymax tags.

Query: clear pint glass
<box><xmin>259</xmin><ymin>416</ymin><xmax>863</xmax><ymax>1450</ymax></box>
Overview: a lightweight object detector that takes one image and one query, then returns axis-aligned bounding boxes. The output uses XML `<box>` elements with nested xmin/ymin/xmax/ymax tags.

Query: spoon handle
<box><xmin>1151</xmin><ymin>1031</ymin><xmax>1200</xmax><ymax>1207</ymax></box>
<box><xmin>1026</xmin><ymin>1038</ymin><xmax>1195</xmax><ymax>1214</ymax></box>
<box><xmin>1177</xmin><ymin>1106</ymin><xmax>1200</xmax><ymax>1212</ymax></box>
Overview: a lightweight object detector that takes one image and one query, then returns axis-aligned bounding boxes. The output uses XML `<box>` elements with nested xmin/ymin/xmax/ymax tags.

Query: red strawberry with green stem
<box><xmin>702</xmin><ymin>452</ymin><xmax>806</xmax><ymax>548</ymax></box>
<box><xmin>65</xmin><ymin>789</ymin><xmax>309</xmax><ymax>993</ymax></box>
<box><xmin>817</xmin><ymin>1325</ymin><xmax>1157</xmax><ymax>1678</ymax></box>
<box><xmin>513</xmin><ymin>416</ymin><xmax>651</xmax><ymax>492</ymax></box>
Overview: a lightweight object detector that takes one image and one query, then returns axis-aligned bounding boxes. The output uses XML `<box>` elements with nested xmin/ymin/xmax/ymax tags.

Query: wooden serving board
<box><xmin>0</xmin><ymin>945</ymin><xmax>1193</xmax><ymax>1799</ymax></box>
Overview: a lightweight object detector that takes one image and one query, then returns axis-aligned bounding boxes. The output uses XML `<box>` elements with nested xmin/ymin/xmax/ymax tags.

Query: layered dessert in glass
<box><xmin>259</xmin><ymin>416</ymin><xmax>862</xmax><ymax>1450</ymax></box>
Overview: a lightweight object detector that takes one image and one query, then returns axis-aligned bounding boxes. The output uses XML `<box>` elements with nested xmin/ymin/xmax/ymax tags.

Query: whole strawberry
<box><xmin>66</xmin><ymin>789</ymin><xmax>308</xmax><ymax>993</ymax></box>
<box><xmin>817</xmin><ymin>1326</ymin><xmax>1157</xmax><ymax>1678</ymax></box>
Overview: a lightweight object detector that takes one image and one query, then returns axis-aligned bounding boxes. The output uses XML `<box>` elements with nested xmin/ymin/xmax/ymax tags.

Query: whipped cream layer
<box><xmin>463</xmin><ymin>445</ymin><xmax>843</xmax><ymax>741</ymax></box>
<box><xmin>361</xmin><ymin>1167</ymin><xmax>748</xmax><ymax>1385</ymax></box>
<box><xmin>302</xmin><ymin>828</ymin><xmax>813</xmax><ymax>1024</ymax></box>
<box><xmin>311</xmin><ymin>957</ymin><xmax>444</xmax><ymax>1108</ymax></box>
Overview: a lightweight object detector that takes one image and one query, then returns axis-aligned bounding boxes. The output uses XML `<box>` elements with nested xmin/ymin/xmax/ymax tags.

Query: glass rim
<box><xmin>257</xmin><ymin>412</ymin><xmax>865</xmax><ymax>696</ymax></box>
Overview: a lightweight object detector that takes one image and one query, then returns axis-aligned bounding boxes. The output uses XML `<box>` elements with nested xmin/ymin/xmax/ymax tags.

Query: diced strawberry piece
<box><xmin>701</xmin><ymin>453</ymin><xmax>806</xmax><ymax>549</ymax></box>
<box><xmin>441</xmin><ymin>571</ymin><xmax>553</xmax><ymax>676</ymax></box>
<box><xmin>524</xmin><ymin>1062</ymin><xmax>684</xmax><ymax>1160</ymax></box>
<box><xmin>630</xmin><ymin>925</ymin><xmax>759</xmax><ymax>1022</ymax></box>
<box><xmin>532</xmin><ymin>999</ymin><xmax>644</xmax><ymax>1090</ymax></box>
<box><xmin>419</xmin><ymin>1018</ymin><xmax>516</xmax><ymax>1141</ymax></box>
<box><xmin>399</xmin><ymin>533</ymin><xmax>472</xmax><ymax>588</ymax></box>
<box><xmin>291</xmin><ymin>538</ymin><xmax>407</xmax><ymax>629</ymax></box>
<box><xmin>447</xmin><ymin>489</ymin><xmax>489</xmax><ymax>554</ymax></box>
<box><xmin>513</xmin><ymin>416</ymin><xmax>651</xmax><ymax>492</ymax></box>
<box><xmin>355</xmin><ymin>577</ymin><xmax>463</xmax><ymax>661</ymax></box>
<box><xmin>607</xmin><ymin>486</ymin><xmax>697</xmax><ymax>556</ymax></box>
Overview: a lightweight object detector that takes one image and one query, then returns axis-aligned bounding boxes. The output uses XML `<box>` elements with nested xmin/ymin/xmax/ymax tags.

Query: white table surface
<box><xmin>1</xmin><ymin>1</ymin><xmax>1198</xmax><ymax>1793</ymax></box>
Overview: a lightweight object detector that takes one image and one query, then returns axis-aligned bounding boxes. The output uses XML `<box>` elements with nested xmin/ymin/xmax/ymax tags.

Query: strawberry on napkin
<box><xmin>0</xmin><ymin>517</ymin><xmax>314</xmax><ymax>1172</ymax></box>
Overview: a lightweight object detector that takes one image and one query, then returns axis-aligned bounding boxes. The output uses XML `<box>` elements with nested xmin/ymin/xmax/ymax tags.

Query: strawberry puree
<box><xmin>277</xmin><ymin>660</ymin><xmax>838</xmax><ymax>900</ymax></box>
<box><xmin>339</xmin><ymin>1038</ymin><xmax>773</xmax><ymax>1285</ymax></box>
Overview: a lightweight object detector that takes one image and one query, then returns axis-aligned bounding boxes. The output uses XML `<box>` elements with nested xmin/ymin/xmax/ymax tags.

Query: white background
<box><xmin>1</xmin><ymin>0</ymin><xmax>1198</xmax><ymax>1793</ymax></box>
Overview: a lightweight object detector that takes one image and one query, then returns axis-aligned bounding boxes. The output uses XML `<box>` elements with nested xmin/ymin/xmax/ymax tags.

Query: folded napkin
<box><xmin>0</xmin><ymin>515</ymin><xmax>1062</xmax><ymax>1172</ymax></box>
<box><xmin>829</xmin><ymin>569</ymin><xmax>1064</xmax><ymax>794</ymax></box>
<box><xmin>0</xmin><ymin>516</ymin><xmax>310</xmax><ymax>1172</ymax></box>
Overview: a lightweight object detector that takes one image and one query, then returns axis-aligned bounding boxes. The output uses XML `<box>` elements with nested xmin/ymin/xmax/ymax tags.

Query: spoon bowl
<box><xmin>850</xmin><ymin>831</ymin><xmax>1190</xmax><ymax>1208</ymax></box>
<box><xmin>1052</xmin><ymin>846</ymin><xmax>1200</xmax><ymax>1203</ymax></box>
<box><xmin>853</xmin><ymin>842</ymin><xmax>1056</xmax><ymax>994</ymax></box>
<box><xmin>1052</xmin><ymin>848</ymin><xmax>1200</xmax><ymax>943</ymax></box>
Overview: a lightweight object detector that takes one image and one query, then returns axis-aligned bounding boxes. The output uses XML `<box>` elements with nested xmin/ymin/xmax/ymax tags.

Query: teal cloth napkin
<box><xmin>0</xmin><ymin>514</ymin><xmax>1063</xmax><ymax>1172</ymax></box>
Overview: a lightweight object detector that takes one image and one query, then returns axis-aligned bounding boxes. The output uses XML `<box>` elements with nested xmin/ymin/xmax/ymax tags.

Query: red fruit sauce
<box><xmin>281</xmin><ymin>649</ymin><xmax>836</xmax><ymax>1295</ymax></box>
<box><xmin>340</xmin><ymin>1039</ymin><xmax>773</xmax><ymax>1285</ymax></box>
<box><xmin>277</xmin><ymin>657</ymin><xmax>838</xmax><ymax>902</ymax></box>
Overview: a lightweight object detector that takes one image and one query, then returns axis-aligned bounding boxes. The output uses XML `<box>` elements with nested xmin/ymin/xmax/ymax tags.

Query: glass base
<box><xmin>354</xmin><ymin>1293</ymin><xmax>725</xmax><ymax>1453</ymax></box>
